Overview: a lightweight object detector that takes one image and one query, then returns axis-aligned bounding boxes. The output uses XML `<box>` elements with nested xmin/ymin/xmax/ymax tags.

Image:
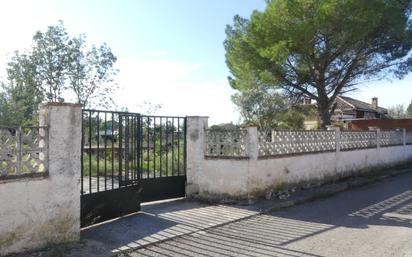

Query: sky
<box><xmin>0</xmin><ymin>0</ymin><xmax>411</xmax><ymax>124</ymax></box>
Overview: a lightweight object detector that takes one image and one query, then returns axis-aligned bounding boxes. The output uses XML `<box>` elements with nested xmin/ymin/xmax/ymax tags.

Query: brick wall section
<box><xmin>349</xmin><ymin>119</ymin><xmax>412</xmax><ymax>131</ymax></box>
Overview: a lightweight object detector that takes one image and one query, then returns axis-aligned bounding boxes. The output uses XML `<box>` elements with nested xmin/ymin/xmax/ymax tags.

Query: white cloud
<box><xmin>114</xmin><ymin>57</ymin><xmax>239</xmax><ymax>125</ymax></box>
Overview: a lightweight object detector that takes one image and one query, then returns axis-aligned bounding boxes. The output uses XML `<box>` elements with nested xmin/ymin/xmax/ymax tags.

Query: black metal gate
<box><xmin>139</xmin><ymin>115</ymin><xmax>187</xmax><ymax>202</ymax></box>
<box><xmin>81</xmin><ymin>109</ymin><xmax>187</xmax><ymax>227</ymax></box>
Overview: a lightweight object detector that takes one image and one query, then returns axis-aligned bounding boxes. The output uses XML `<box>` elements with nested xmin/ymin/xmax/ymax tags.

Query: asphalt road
<box><xmin>125</xmin><ymin>171</ymin><xmax>412</xmax><ymax>257</ymax></box>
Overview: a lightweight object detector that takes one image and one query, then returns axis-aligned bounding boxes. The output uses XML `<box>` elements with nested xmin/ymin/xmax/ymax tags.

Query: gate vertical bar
<box><xmin>125</xmin><ymin>115</ymin><xmax>129</xmax><ymax>183</ymax></box>
<box><xmin>171</xmin><ymin>118</ymin><xmax>175</xmax><ymax>176</ymax></box>
<box><xmin>165</xmin><ymin>117</ymin><xmax>169</xmax><ymax>177</ymax></box>
<box><xmin>104</xmin><ymin>112</ymin><xmax>107</xmax><ymax>190</ymax></box>
<box><xmin>184</xmin><ymin>117</ymin><xmax>187</xmax><ymax>176</ymax></box>
<box><xmin>132</xmin><ymin>116</ymin><xmax>136</xmax><ymax>182</ymax></box>
<box><xmin>153</xmin><ymin>117</ymin><xmax>156</xmax><ymax>178</ymax></box>
<box><xmin>88</xmin><ymin>112</ymin><xmax>92</xmax><ymax>193</ymax></box>
<box><xmin>159</xmin><ymin>118</ymin><xmax>163</xmax><ymax>177</ymax></box>
<box><xmin>147</xmin><ymin>117</ymin><xmax>150</xmax><ymax>178</ymax></box>
<box><xmin>136</xmin><ymin>115</ymin><xmax>141</xmax><ymax>182</ymax></box>
<box><xmin>177</xmin><ymin>119</ymin><xmax>180</xmax><ymax>175</ymax></box>
<box><xmin>137</xmin><ymin>115</ymin><xmax>143</xmax><ymax>180</ymax></box>
<box><xmin>96</xmin><ymin>112</ymin><xmax>100</xmax><ymax>192</ymax></box>
<box><xmin>81</xmin><ymin>112</ymin><xmax>84</xmax><ymax>195</ymax></box>
<box><xmin>118</xmin><ymin>115</ymin><xmax>123</xmax><ymax>186</ymax></box>
<box><xmin>111</xmin><ymin>113</ymin><xmax>114</xmax><ymax>189</ymax></box>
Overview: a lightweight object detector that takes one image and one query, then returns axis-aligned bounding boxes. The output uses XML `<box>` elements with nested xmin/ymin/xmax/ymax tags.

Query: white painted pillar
<box><xmin>39</xmin><ymin>102</ymin><xmax>82</xmax><ymax>241</ymax></box>
<box><xmin>246</xmin><ymin>126</ymin><xmax>259</xmax><ymax>160</ymax></box>
<box><xmin>376</xmin><ymin>128</ymin><xmax>381</xmax><ymax>150</ymax></box>
<box><xmin>403</xmin><ymin>128</ymin><xmax>407</xmax><ymax>146</ymax></box>
<box><xmin>185</xmin><ymin>116</ymin><xmax>208</xmax><ymax>197</ymax></box>
<box><xmin>335</xmin><ymin>127</ymin><xmax>341</xmax><ymax>153</ymax></box>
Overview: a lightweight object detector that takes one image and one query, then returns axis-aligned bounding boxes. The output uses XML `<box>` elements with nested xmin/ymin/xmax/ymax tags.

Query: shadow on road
<box><xmin>79</xmin><ymin>172</ymin><xmax>412</xmax><ymax>257</ymax></box>
<box><xmin>131</xmin><ymin>172</ymin><xmax>412</xmax><ymax>257</ymax></box>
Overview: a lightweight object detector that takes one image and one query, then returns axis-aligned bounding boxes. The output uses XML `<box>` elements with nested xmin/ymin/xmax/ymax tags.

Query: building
<box><xmin>349</xmin><ymin>119</ymin><xmax>412</xmax><ymax>131</ymax></box>
<box><xmin>303</xmin><ymin>96</ymin><xmax>389</xmax><ymax>130</ymax></box>
<box><xmin>332</xmin><ymin>96</ymin><xmax>388</xmax><ymax>121</ymax></box>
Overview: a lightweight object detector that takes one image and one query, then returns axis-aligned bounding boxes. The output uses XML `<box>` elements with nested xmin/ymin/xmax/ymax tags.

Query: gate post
<box><xmin>246</xmin><ymin>126</ymin><xmax>259</xmax><ymax>160</ymax></box>
<box><xmin>185</xmin><ymin>116</ymin><xmax>208</xmax><ymax>197</ymax></box>
<box><xmin>39</xmin><ymin>103</ymin><xmax>82</xmax><ymax>240</ymax></box>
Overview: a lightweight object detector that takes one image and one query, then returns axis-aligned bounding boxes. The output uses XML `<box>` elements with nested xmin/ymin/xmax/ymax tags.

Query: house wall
<box><xmin>350</xmin><ymin>119</ymin><xmax>412</xmax><ymax>131</ymax></box>
<box><xmin>0</xmin><ymin>103</ymin><xmax>81</xmax><ymax>256</ymax></box>
<box><xmin>248</xmin><ymin>146</ymin><xmax>412</xmax><ymax>194</ymax></box>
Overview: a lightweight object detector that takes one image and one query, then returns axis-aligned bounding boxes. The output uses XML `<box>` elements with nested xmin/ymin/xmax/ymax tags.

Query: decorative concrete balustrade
<box><xmin>187</xmin><ymin>117</ymin><xmax>412</xmax><ymax>200</ymax></box>
<box><xmin>380</xmin><ymin>131</ymin><xmax>404</xmax><ymax>147</ymax></box>
<box><xmin>205</xmin><ymin>128</ymin><xmax>248</xmax><ymax>158</ymax></box>
<box><xmin>204</xmin><ymin>127</ymin><xmax>410</xmax><ymax>158</ymax></box>
<box><xmin>0</xmin><ymin>126</ymin><xmax>48</xmax><ymax>178</ymax></box>
<box><xmin>258</xmin><ymin>130</ymin><xmax>336</xmax><ymax>157</ymax></box>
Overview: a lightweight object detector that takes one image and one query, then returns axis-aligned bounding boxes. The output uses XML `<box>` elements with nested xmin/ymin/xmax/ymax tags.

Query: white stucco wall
<box><xmin>186</xmin><ymin>117</ymin><xmax>208</xmax><ymax>196</ymax></box>
<box><xmin>186</xmin><ymin>117</ymin><xmax>412</xmax><ymax>199</ymax></box>
<box><xmin>249</xmin><ymin>145</ymin><xmax>412</xmax><ymax>194</ymax></box>
<box><xmin>0</xmin><ymin>103</ymin><xmax>82</xmax><ymax>256</ymax></box>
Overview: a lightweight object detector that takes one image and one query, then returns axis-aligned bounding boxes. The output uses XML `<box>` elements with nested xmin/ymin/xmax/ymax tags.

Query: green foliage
<box><xmin>278</xmin><ymin>107</ymin><xmax>305</xmax><ymax>129</ymax></box>
<box><xmin>66</xmin><ymin>35</ymin><xmax>118</xmax><ymax>108</ymax></box>
<box><xmin>0</xmin><ymin>21</ymin><xmax>118</xmax><ymax>126</ymax></box>
<box><xmin>0</xmin><ymin>52</ymin><xmax>42</xmax><ymax>125</ymax></box>
<box><xmin>83</xmin><ymin>140</ymin><xmax>184</xmax><ymax>178</ymax></box>
<box><xmin>225</xmin><ymin>0</ymin><xmax>412</xmax><ymax>128</ymax></box>
<box><xmin>31</xmin><ymin>21</ymin><xmax>118</xmax><ymax>107</ymax></box>
<box><xmin>232</xmin><ymin>86</ymin><xmax>304</xmax><ymax>129</ymax></box>
<box><xmin>32</xmin><ymin>21</ymin><xmax>70</xmax><ymax>102</ymax></box>
<box><xmin>407</xmin><ymin>100</ymin><xmax>412</xmax><ymax>117</ymax></box>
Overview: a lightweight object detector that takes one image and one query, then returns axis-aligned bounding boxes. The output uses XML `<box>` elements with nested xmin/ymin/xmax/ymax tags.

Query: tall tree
<box><xmin>66</xmin><ymin>35</ymin><xmax>118</xmax><ymax>108</ymax></box>
<box><xmin>0</xmin><ymin>21</ymin><xmax>118</xmax><ymax>125</ymax></box>
<box><xmin>388</xmin><ymin>104</ymin><xmax>408</xmax><ymax>118</ymax></box>
<box><xmin>225</xmin><ymin>0</ymin><xmax>412</xmax><ymax>129</ymax></box>
<box><xmin>0</xmin><ymin>52</ymin><xmax>43</xmax><ymax>125</ymax></box>
<box><xmin>232</xmin><ymin>86</ymin><xmax>304</xmax><ymax>129</ymax></box>
<box><xmin>407</xmin><ymin>100</ymin><xmax>412</xmax><ymax>117</ymax></box>
<box><xmin>32</xmin><ymin>21</ymin><xmax>69</xmax><ymax>102</ymax></box>
<box><xmin>31</xmin><ymin>21</ymin><xmax>117</xmax><ymax>107</ymax></box>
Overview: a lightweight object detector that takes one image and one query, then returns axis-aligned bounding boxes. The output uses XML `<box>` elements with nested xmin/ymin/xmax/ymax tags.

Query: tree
<box><xmin>67</xmin><ymin>35</ymin><xmax>118</xmax><ymax>108</ymax></box>
<box><xmin>407</xmin><ymin>100</ymin><xmax>412</xmax><ymax>117</ymax></box>
<box><xmin>32</xmin><ymin>21</ymin><xmax>70</xmax><ymax>102</ymax></box>
<box><xmin>0</xmin><ymin>21</ymin><xmax>118</xmax><ymax>125</ymax></box>
<box><xmin>388</xmin><ymin>104</ymin><xmax>408</xmax><ymax>118</ymax></box>
<box><xmin>0</xmin><ymin>52</ymin><xmax>43</xmax><ymax>125</ymax></box>
<box><xmin>232</xmin><ymin>86</ymin><xmax>304</xmax><ymax>129</ymax></box>
<box><xmin>31</xmin><ymin>21</ymin><xmax>117</xmax><ymax>107</ymax></box>
<box><xmin>225</xmin><ymin>0</ymin><xmax>412</xmax><ymax>129</ymax></box>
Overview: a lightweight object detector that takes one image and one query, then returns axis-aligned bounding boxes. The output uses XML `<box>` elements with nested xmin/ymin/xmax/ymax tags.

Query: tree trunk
<box><xmin>317</xmin><ymin>102</ymin><xmax>332</xmax><ymax>130</ymax></box>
